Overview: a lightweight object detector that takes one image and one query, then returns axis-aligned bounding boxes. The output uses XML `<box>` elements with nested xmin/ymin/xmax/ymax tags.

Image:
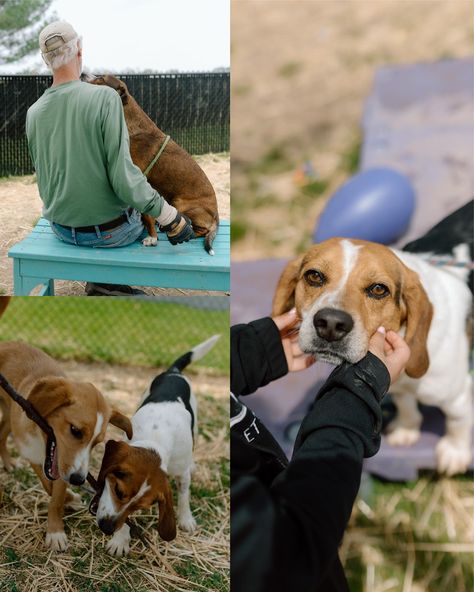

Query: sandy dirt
<box><xmin>231</xmin><ymin>0</ymin><xmax>474</xmax><ymax>259</ymax></box>
<box><xmin>0</xmin><ymin>153</ymin><xmax>229</xmax><ymax>295</ymax></box>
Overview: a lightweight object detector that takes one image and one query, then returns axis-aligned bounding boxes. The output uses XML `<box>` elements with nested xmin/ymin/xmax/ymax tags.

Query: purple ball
<box><xmin>313</xmin><ymin>168</ymin><xmax>416</xmax><ymax>244</ymax></box>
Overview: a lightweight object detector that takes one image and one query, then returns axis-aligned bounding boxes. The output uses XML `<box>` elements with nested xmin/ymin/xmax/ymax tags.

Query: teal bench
<box><xmin>8</xmin><ymin>218</ymin><xmax>230</xmax><ymax>296</ymax></box>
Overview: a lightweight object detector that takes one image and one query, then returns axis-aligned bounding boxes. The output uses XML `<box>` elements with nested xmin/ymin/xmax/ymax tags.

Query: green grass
<box><xmin>0</xmin><ymin>298</ymin><xmax>229</xmax><ymax>374</ymax></box>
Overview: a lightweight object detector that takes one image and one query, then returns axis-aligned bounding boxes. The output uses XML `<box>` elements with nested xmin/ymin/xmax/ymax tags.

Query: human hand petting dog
<box><xmin>273</xmin><ymin>309</ymin><xmax>316</xmax><ymax>372</ymax></box>
<box><xmin>368</xmin><ymin>327</ymin><xmax>411</xmax><ymax>384</ymax></box>
<box><xmin>160</xmin><ymin>211</ymin><xmax>195</xmax><ymax>245</ymax></box>
<box><xmin>272</xmin><ymin>311</ymin><xmax>410</xmax><ymax>382</ymax></box>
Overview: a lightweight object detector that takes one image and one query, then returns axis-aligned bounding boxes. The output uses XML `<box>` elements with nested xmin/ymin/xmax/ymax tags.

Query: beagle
<box><xmin>92</xmin><ymin>334</ymin><xmax>220</xmax><ymax>556</ymax></box>
<box><xmin>0</xmin><ymin>341</ymin><xmax>132</xmax><ymax>551</ymax></box>
<box><xmin>273</xmin><ymin>238</ymin><xmax>472</xmax><ymax>476</ymax></box>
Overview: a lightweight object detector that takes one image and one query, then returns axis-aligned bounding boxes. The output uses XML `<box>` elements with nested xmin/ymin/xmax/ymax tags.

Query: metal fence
<box><xmin>0</xmin><ymin>72</ymin><xmax>230</xmax><ymax>176</ymax></box>
<box><xmin>0</xmin><ymin>296</ymin><xmax>229</xmax><ymax>374</ymax></box>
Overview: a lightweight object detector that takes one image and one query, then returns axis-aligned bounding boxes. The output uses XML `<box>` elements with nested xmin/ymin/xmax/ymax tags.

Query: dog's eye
<box><xmin>367</xmin><ymin>283</ymin><xmax>390</xmax><ymax>299</ymax></box>
<box><xmin>70</xmin><ymin>425</ymin><xmax>83</xmax><ymax>439</ymax></box>
<box><xmin>304</xmin><ymin>269</ymin><xmax>325</xmax><ymax>287</ymax></box>
<box><xmin>115</xmin><ymin>484</ymin><xmax>125</xmax><ymax>501</ymax></box>
<box><xmin>113</xmin><ymin>470</ymin><xmax>127</xmax><ymax>480</ymax></box>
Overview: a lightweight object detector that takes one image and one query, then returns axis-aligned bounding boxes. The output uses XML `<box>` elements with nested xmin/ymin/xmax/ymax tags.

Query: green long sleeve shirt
<box><xmin>26</xmin><ymin>80</ymin><xmax>166</xmax><ymax>226</ymax></box>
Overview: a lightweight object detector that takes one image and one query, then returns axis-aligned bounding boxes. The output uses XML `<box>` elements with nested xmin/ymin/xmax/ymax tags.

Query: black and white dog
<box><xmin>92</xmin><ymin>334</ymin><xmax>221</xmax><ymax>556</ymax></box>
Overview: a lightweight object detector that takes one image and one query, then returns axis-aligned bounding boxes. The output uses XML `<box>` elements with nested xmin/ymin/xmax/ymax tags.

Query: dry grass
<box><xmin>342</xmin><ymin>475</ymin><xmax>474</xmax><ymax>592</ymax></box>
<box><xmin>0</xmin><ymin>360</ymin><xmax>229</xmax><ymax>592</ymax></box>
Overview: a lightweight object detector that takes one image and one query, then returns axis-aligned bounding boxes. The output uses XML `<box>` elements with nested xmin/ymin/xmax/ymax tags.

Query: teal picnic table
<box><xmin>8</xmin><ymin>218</ymin><xmax>230</xmax><ymax>296</ymax></box>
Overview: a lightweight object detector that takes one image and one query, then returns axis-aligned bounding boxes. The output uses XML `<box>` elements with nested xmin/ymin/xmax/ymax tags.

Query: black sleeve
<box><xmin>231</xmin><ymin>318</ymin><xmax>288</xmax><ymax>396</ymax></box>
<box><xmin>231</xmin><ymin>353</ymin><xmax>390</xmax><ymax>592</ymax></box>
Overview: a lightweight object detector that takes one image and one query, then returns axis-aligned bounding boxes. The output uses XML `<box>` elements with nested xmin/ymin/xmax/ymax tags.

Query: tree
<box><xmin>0</xmin><ymin>0</ymin><xmax>56</xmax><ymax>65</ymax></box>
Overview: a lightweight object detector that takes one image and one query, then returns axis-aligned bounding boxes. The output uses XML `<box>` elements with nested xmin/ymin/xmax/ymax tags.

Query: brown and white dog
<box><xmin>273</xmin><ymin>238</ymin><xmax>472</xmax><ymax>476</ymax></box>
<box><xmin>0</xmin><ymin>341</ymin><xmax>132</xmax><ymax>550</ymax></box>
<box><xmin>91</xmin><ymin>334</ymin><xmax>220</xmax><ymax>556</ymax></box>
<box><xmin>83</xmin><ymin>74</ymin><xmax>219</xmax><ymax>255</ymax></box>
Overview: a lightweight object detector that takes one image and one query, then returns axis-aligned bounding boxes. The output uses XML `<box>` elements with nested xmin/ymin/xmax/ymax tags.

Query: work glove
<box><xmin>160</xmin><ymin>212</ymin><xmax>195</xmax><ymax>245</ymax></box>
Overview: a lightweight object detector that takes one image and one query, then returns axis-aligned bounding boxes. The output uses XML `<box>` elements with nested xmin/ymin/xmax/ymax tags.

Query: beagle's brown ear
<box><xmin>28</xmin><ymin>377</ymin><xmax>72</xmax><ymax>417</ymax></box>
<box><xmin>109</xmin><ymin>410</ymin><xmax>133</xmax><ymax>440</ymax></box>
<box><xmin>272</xmin><ymin>255</ymin><xmax>304</xmax><ymax>316</ymax></box>
<box><xmin>156</xmin><ymin>473</ymin><xmax>177</xmax><ymax>541</ymax></box>
<box><xmin>103</xmin><ymin>74</ymin><xmax>129</xmax><ymax>105</ymax></box>
<box><xmin>402</xmin><ymin>266</ymin><xmax>433</xmax><ymax>378</ymax></box>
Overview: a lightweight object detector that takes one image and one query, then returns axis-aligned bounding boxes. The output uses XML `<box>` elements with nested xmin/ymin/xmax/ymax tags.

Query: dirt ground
<box><xmin>231</xmin><ymin>0</ymin><xmax>474</xmax><ymax>259</ymax></box>
<box><xmin>0</xmin><ymin>153</ymin><xmax>229</xmax><ymax>296</ymax></box>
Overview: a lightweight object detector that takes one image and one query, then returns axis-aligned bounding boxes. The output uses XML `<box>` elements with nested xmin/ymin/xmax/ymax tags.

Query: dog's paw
<box><xmin>178</xmin><ymin>513</ymin><xmax>197</xmax><ymax>532</ymax></box>
<box><xmin>65</xmin><ymin>489</ymin><xmax>82</xmax><ymax>510</ymax></box>
<box><xmin>142</xmin><ymin>236</ymin><xmax>158</xmax><ymax>247</ymax></box>
<box><xmin>436</xmin><ymin>437</ymin><xmax>472</xmax><ymax>476</ymax></box>
<box><xmin>1</xmin><ymin>457</ymin><xmax>16</xmax><ymax>472</ymax></box>
<box><xmin>45</xmin><ymin>531</ymin><xmax>68</xmax><ymax>551</ymax></box>
<box><xmin>106</xmin><ymin>524</ymin><xmax>130</xmax><ymax>557</ymax></box>
<box><xmin>385</xmin><ymin>425</ymin><xmax>420</xmax><ymax>447</ymax></box>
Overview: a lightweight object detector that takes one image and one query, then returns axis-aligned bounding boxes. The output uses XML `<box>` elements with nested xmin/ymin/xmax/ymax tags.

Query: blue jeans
<box><xmin>51</xmin><ymin>208</ymin><xmax>148</xmax><ymax>248</ymax></box>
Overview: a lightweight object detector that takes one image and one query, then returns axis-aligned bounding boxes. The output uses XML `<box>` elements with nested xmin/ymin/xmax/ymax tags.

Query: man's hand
<box><xmin>368</xmin><ymin>327</ymin><xmax>411</xmax><ymax>384</ymax></box>
<box><xmin>160</xmin><ymin>212</ymin><xmax>194</xmax><ymax>245</ymax></box>
<box><xmin>272</xmin><ymin>309</ymin><xmax>316</xmax><ymax>372</ymax></box>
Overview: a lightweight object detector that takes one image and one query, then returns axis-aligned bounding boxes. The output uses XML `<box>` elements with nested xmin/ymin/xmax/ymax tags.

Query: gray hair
<box><xmin>42</xmin><ymin>36</ymin><xmax>82</xmax><ymax>71</ymax></box>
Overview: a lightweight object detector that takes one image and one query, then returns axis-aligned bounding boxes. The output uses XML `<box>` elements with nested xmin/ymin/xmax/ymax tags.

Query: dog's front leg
<box><xmin>437</xmin><ymin>377</ymin><xmax>473</xmax><ymax>476</ymax></box>
<box><xmin>177</xmin><ymin>468</ymin><xmax>196</xmax><ymax>532</ymax></box>
<box><xmin>141</xmin><ymin>214</ymin><xmax>158</xmax><ymax>247</ymax></box>
<box><xmin>106</xmin><ymin>523</ymin><xmax>131</xmax><ymax>557</ymax></box>
<box><xmin>45</xmin><ymin>478</ymin><xmax>69</xmax><ymax>551</ymax></box>
<box><xmin>385</xmin><ymin>391</ymin><xmax>422</xmax><ymax>446</ymax></box>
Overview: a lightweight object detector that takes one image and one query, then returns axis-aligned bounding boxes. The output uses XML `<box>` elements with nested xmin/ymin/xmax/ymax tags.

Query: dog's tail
<box><xmin>169</xmin><ymin>334</ymin><xmax>221</xmax><ymax>373</ymax></box>
<box><xmin>204</xmin><ymin>218</ymin><xmax>219</xmax><ymax>256</ymax></box>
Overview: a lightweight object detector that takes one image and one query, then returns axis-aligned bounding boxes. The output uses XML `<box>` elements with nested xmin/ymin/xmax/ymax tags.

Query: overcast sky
<box><xmin>0</xmin><ymin>0</ymin><xmax>230</xmax><ymax>74</ymax></box>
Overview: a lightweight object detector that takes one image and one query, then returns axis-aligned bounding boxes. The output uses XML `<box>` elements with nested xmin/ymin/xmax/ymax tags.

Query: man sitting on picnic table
<box><xmin>26</xmin><ymin>21</ymin><xmax>194</xmax><ymax>297</ymax></box>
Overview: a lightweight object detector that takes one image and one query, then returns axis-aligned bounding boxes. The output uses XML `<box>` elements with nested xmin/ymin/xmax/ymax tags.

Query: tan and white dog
<box><xmin>0</xmin><ymin>341</ymin><xmax>132</xmax><ymax>550</ymax></box>
<box><xmin>273</xmin><ymin>238</ymin><xmax>472</xmax><ymax>476</ymax></box>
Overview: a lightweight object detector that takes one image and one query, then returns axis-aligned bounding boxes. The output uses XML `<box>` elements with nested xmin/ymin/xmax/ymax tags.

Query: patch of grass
<box><xmin>277</xmin><ymin>61</ymin><xmax>303</xmax><ymax>78</ymax></box>
<box><xmin>0</xmin><ymin>298</ymin><xmax>229</xmax><ymax>374</ymax></box>
<box><xmin>233</xmin><ymin>83</ymin><xmax>252</xmax><ymax>96</ymax></box>
<box><xmin>299</xmin><ymin>179</ymin><xmax>328</xmax><ymax>197</ymax></box>
<box><xmin>251</xmin><ymin>145</ymin><xmax>293</xmax><ymax>175</ymax></box>
<box><xmin>230</xmin><ymin>219</ymin><xmax>248</xmax><ymax>243</ymax></box>
<box><xmin>342</xmin><ymin>137</ymin><xmax>362</xmax><ymax>174</ymax></box>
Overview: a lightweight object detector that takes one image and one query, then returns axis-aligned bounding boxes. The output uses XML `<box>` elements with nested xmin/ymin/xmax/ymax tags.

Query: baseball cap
<box><xmin>39</xmin><ymin>21</ymin><xmax>78</xmax><ymax>55</ymax></box>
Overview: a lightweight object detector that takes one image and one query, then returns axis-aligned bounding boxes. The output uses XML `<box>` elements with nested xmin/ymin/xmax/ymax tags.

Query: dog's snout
<box><xmin>69</xmin><ymin>472</ymin><xmax>86</xmax><ymax>486</ymax></box>
<box><xmin>313</xmin><ymin>308</ymin><xmax>354</xmax><ymax>342</ymax></box>
<box><xmin>98</xmin><ymin>518</ymin><xmax>117</xmax><ymax>535</ymax></box>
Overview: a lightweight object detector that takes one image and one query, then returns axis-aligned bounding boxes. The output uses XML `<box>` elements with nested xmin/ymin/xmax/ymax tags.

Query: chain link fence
<box><xmin>0</xmin><ymin>296</ymin><xmax>229</xmax><ymax>375</ymax></box>
<box><xmin>0</xmin><ymin>72</ymin><xmax>230</xmax><ymax>176</ymax></box>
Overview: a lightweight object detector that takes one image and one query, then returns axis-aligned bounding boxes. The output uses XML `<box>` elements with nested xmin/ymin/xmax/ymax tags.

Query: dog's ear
<box><xmin>97</xmin><ymin>440</ymin><xmax>128</xmax><ymax>484</ymax></box>
<box><xmin>109</xmin><ymin>409</ymin><xmax>133</xmax><ymax>440</ymax></box>
<box><xmin>272</xmin><ymin>255</ymin><xmax>305</xmax><ymax>316</ymax></box>
<box><xmin>401</xmin><ymin>265</ymin><xmax>433</xmax><ymax>378</ymax></box>
<box><xmin>103</xmin><ymin>74</ymin><xmax>129</xmax><ymax>105</ymax></box>
<box><xmin>28</xmin><ymin>377</ymin><xmax>72</xmax><ymax>417</ymax></box>
<box><xmin>155</xmin><ymin>472</ymin><xmax>177</xmax><ymax>541</ymax></box>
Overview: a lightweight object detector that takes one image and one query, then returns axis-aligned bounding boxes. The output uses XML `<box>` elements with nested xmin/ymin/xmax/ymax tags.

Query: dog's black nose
<box><xmin>69</xmin><ymin>472</ymin><xmax>85</xmax><ymax>486</ymax></box>
<box><xmin>98</xmin><ymin>518</ymin><xmax>117</xmax><ymax>535</ymax></box>
<box><xmin>313</xmin><ymin>308</ymin><xmax>354</xmax><ymax>342</ymax></box>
